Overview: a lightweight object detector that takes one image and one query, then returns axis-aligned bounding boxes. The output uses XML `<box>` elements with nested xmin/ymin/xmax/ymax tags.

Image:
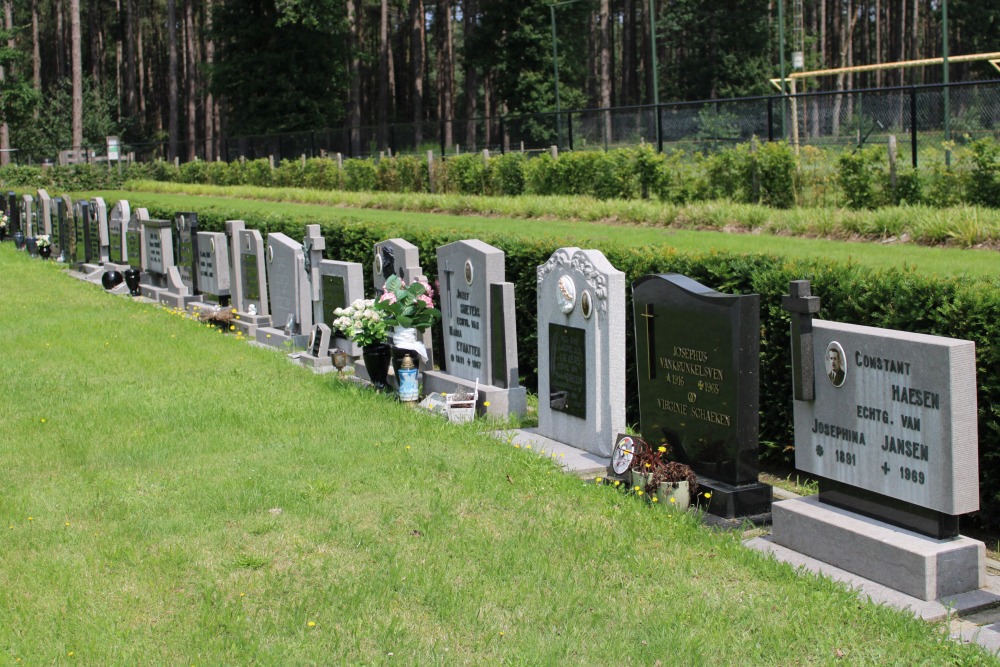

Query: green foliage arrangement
<box><xmin>134</xmin><ymin>198</ymin><xmax>1000</xmax><ymax>530</ymax></box>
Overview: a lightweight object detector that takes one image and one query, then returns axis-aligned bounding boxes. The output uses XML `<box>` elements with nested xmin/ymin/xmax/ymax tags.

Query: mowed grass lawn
<box><xmin>1</xmin><ymin>246</ymin><xmax>996</xmax><ymax>665</ymax></box>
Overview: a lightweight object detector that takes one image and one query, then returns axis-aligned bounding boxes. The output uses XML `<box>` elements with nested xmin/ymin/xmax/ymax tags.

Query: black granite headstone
<box><xmin>173</xmin><ymin>212</ymin><xmax>200</xmax><ymax>294</ymax></box>
<box><xmin>549</xmin><ymin>324</ymin><xmax>587</xmax><ymax>419</ymax></box>
<box><xmin>72</xmin><ymin>201</ymin><xmax>86</xmax><ymax>264</ymax></box>
<box><xmin>7</xmin><ymin>192</ymin><xmax>19</xmax><ymax>233</ymax></box>
<box><xmin>321</xmin><ymin>274</ymin><xmax>346</xmax><ymax>330</ymax></box>
<box><xmin>633</xmin><ymin>273</ymin><xmax>771</xmax><ymax>518</ymax></box>
<box><xmin>125</xmin><ymin>217</ymin><xmax>142</xmax><ymax>270</ymax></box>
<box><xmin>85</xmin><ymin>203</ymin><xmax>100</xmax><ymax>264</ymax></box>
<box><xmin>242</xmin><ymin>254</ymin><xmax>261</xmax><ymax>303</ymax></box>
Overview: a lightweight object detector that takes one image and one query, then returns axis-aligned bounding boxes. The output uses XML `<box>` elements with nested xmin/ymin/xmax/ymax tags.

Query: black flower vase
<box><xmin>13</xmin><ymin>231</ymin><xmax>25</xmax><ymax>250</ymax></box>
<box><xmin>0</xmin><ymin>227</ymin><xmax>6</xmax><ymax>242</ymax></box>
<box><xmin>123</xmin><ymin>268</ymin><xmax>142</xmax><ymax>296</ymax></box>
<box><xmin>102</xmin><ymin>269</ymin><xmax>124</xmax><ymax>290</ymax></box>
<box><xmin>38</xmin><ymin>244</ymin><xmax>51</xmax><ymax>259</ymax></box>
<box><xmin>362</xmin><ymin>343</ymin><xmax>392</xmax><ymax>391</ymax></box>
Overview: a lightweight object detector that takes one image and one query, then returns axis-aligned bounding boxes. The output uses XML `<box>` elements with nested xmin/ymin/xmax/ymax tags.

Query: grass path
<box><xmin>1</xmin><ymin>245</ymin><xmax>995</xmax><ymax>664</ymax></box>
<box><xmin>97</xmin><ymin>184</ymin><xmax>1000</xmax><ymax>279</ymax></box>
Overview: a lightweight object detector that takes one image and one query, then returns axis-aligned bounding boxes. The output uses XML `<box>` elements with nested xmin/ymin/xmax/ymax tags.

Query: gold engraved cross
<box><xmin>640</xmin><ymin>303</ymin><xmax>656</xmax><ymax>380</ymax></box>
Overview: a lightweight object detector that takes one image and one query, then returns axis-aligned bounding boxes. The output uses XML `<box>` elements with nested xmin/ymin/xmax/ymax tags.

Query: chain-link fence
<box><xmin>46</xmin><ymin>79</ymin><xmax>1000</xmax><ymax>167</ymax></box>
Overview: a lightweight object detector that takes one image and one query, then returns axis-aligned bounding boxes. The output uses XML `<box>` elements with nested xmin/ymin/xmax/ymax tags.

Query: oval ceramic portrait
<box><xmin>268</xmin><ymin>245</ymin><xmax>274</xmax><ymax>263</ymax></box>
<box><xmin>464</xmin><ymin>259</ymin><xmax>474</xmax><ymax>285</ymax></box>
<box><xmin>373</xmin><ymin>251</ymin><xmax>383</xmax><ymax>276</ymax></box>
<box><xmin>557</xmin><ymin>275</ymin><xmax>576</xmax><ymax>314</ymax></box>
<box><xmin>825</xmin><ymin>341</ymin><xmax>847</xmax><ymax>387</ymax></box>
<box><xmin>581</xmin><ymin>290</ymin><xmax>593</xmax><ymax>319</ymax></box>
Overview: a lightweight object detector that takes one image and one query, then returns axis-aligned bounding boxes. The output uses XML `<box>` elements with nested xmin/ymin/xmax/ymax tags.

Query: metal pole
<box><xmin>551</xmin><ymin>5</ymin><xmax>562</xmax><ymax>149</ymax></box>
<box><xmin>942</xmin><ymin>0</ymin><xmax>950</xmax><ymax>167</ymax></box>
<box><xmin>778</xmin><ymin>0</ymin><xmax>787</xmax><ymax>138</ymax></box>
<box><xmin>910</xmin><ymin>86</ymin><xmax>918</xmax><ymax>169</ymax></box>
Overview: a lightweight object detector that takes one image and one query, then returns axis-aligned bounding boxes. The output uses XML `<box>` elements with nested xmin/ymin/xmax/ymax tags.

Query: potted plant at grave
<box><xmin>333</xmin><ymin>299</ymin><xmax>390</xmax><ymax>390</ymax></box>
<box><xmin>374</xmin><ymin>274</ymin><xmax>441</xmax><ymax>382</ymax></box>
<box><xmin>36</xmin><ymin>234</ymin><xmax>52</xmax><ymax>259</ymax></box>
<box><xmin>629</xmin><ymin>438</ymin><xmax>699</xmax><ymax>511</ymax></box>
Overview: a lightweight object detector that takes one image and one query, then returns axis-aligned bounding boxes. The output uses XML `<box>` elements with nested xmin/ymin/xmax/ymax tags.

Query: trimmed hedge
<box><xmin>5</xmin><ymin>137</ymin><xmax>1000</xmax><ymax>209</ymax></box>
<box><xmin>132</xmin><ymin>198</ymin><xmax>1000</xmax><ymax>530</ymax></box>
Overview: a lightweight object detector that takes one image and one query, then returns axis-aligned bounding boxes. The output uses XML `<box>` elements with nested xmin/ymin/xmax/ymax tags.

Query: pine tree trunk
<box><xmin>410</xmin><ymin>0</ymin><xmax>423</xmax><ymax>147</ymax></box>
<box><xmin>167</xmin><ymin>0</ymin><xmax>179</xmax><ymax>160</ymax></box>
<box><xmin>347</xmin><ymin>0</ymin><xmax>361</xmax><ymax>155</ymax></box>
<box><xmin>440</xmin><ymin>0</ymin><xmax>453</xmax><ymax>150</ymax></box>
<box><xmin>70</xmin><ymin>0</ymin><xmax>83</xmax><ymax>152</ymax></box>
<box><xmin>204</xmin><ymin>0</ymin><xmax>215</xmax><ymax>160</ymax></box>
<box><xmin>377</xmin><ymin>0</ymin><xmax>389</xmax><ymax>150</ymax></box>
<box><xmin>463</xmin><ymin>0</ymin><xmax>477</xmax><ymax>150</ymax></box>
<box><xmin>124</xmin><ymin>0</ymin><xmax>137</xmax><ymax>120</ymax></box>
<box><xmin>600</xmin><ymin>0</ymin><xmax>611</xmax><ymax>146</ymax></box>
<box><xmin>0</xmin><ymin>2</ymin><xmax>10</xmax><ymax>166</ymax></box>
<box><xmin>184</xmin><ymin>0</ymin><xmax>197</xmax><ymax>160</ymax></box>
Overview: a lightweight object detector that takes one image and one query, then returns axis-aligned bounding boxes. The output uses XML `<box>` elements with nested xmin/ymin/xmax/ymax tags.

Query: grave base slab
<box><xmin>423</xmin><ymin>370</ymin><xmax>527</xmax><ymax>419</ymax></box>
<box><xmin>231</xmin><ymin>313</ymin><xmax>271</xmax><ymax>338</ymax></box>
<box><xmin>771</xmin><ymin>496</ymin><xmax>984</xmax><ymax>601</ymax></box>
<box><xmin>296</xmin><ymin>353</ymin><xmax>333</xmax><ymax>369</ymax></box>
<box><xmin>699</xmin><ymin>476</ymin><xmax>773</xmax><ymax>519</ymax></box>
<box><xmin>255</xmin><ymin>326</ymin><xmax>308</xmax><ymax>350</ymax></box>
<box><xmin>157</xmin><ymin>290</ymin><xmax>198</xmax><ymax>310</ymax></box>
<box><xmin>80</xmin><ymin>263</ymin><xmax>105</xmax><ymax>283</ymax></box>
<box><xmin>140</xmin><ymin>284</ymin><xmax>168</xmax><ymax>301</ymax></box>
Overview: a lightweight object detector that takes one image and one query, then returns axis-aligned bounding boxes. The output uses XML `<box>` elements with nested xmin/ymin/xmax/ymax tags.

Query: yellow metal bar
<box><xmin>770</xmin><ymin>52</ymin><xmax>1000</xmax><ymax>90</ymax></box>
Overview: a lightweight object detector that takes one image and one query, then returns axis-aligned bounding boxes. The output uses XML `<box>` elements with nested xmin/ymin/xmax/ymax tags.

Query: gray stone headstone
<box><xmin>535</xmin><ymin>247</ymin><xmax>626</xmax><ymax>457</ymax></box>
<box><xmin>90</xmin><ymin>197</ymin><xmax>110</xmax><ymax>264</ymax></box>
<box><xmin>125</xmin><ymin>208</ymin><xmax>146</xmax><ymax>271</ymax></box>
<box><xmin>195</xmin><ymin>231</ymin><xmax>230</xmax><ymax>302</ymax></box>
<box><xmin>318</xmin><ymin>259</ymin><xmax>365</xmax><ymax>356</ymax></box>
<box><xmin>300</xmin><ymin>323</ymin><xmax>333</xmax><ymax>368</ymax></box>
<box><xmin>142</xmin><ymin>219</ymin><xmax>174</xmax><ymax>288</ymax></box>
<box><xmin>372</xmin><ymin>238</ymin><xmax>434</xmax><ymax>368</ymax></box>
<box><xmin>794</xmin><ymin>320</ymin><xmax>978</xmax><ymax>517</ymax></box>
<box><xmin>424</xmin><ymin>239</ymin><xmax>527</xmax><ymax>418</ymax></box>
<box><xmin>265</xmin><ymin>232</ymin><xmax>312</xmax><ymax>335</ymax></box>
<box><xmin>226</xmin><ymin>220</ymin><xmax>247</xmax><ymax>311</ymax></box>
<box><xmin>303</xmin><ymin>224</ymin><xmax>326</xmax><ymax>324</ymax></box>
<box><xmin>74</xmin><ymin>200</ymin><xmax>97</xmax><ymax>265</ymax></box>
<box><xmin>238</xmin><ymin>229</ymin><xmax>269</xmax><ymax>317</ymax></box>
<box><xmin>172</xmin><ymin>212</ymin><xmax>200</xmax><ymax>294</ymax></box>
<box><xmin>36</xmin><ymin>189</ymin><xmax>52</xmax><ymax>236</ymax></box>
<box><xmin>109</xmin><ymin>200</ymin><xmax>130</xmax><ymax>264</ymax></box>
<box><xmin>20</xmin><ymin>195</ymin><xmax>34</xmax><ymax>239</ymax></box>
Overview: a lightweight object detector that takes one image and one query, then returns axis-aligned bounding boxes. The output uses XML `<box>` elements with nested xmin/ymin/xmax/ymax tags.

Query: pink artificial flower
<box><xmin>379</xmin><ymin>288</ymin><xmax>397</xmax><ymax>304</ymax></box>
<box><xmin>418</xmin><ymin>294</ymin><xmax>434</xmax><ymax>308</ymax></box>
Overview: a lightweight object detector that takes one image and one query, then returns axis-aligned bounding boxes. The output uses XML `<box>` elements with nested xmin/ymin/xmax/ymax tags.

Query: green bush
<box><xmin>756</xmin><ymin>141</ymin><xmax>798</xmax><ymax>209</ymax></box>
<box><xmin>837</xmin><ymin>146</ymin><xmax>885</xmax><ymax>209</ymax></box>
<box><xmin>445</xmin><ymin>153</ymin><xmax>489</xmax><ymax>195</ymax></box>
<box><xmin>343</xmin><ymin>158</ymin><xmax>377</xmax><ymax>192</ymax></box>
<box><xmin>523</xmin><ymin>152</ymin><xmax>560</xmax><ymax>196</ymax></box>
<box><xmin>967</xmin><ymin>138</ymin><xmax>1000</xmax><ymax>208</ymax></box>
<box><xmin>488</xmin><ymin>152</ymin><xmax>526</xmax><ymax>196</ymax></box>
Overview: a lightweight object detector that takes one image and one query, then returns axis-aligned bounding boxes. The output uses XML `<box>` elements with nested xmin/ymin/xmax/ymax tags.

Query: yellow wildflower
<box><xmin>658</xmin><ymin>446</ymin><xmax>667</xmax><ymax>453</ymax></box>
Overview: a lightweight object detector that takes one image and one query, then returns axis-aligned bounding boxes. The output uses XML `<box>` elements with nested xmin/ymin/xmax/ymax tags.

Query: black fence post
<box><xmin>499</xmin><ymin>116</ymin><xmax>505</xmax><ymax>154</ymax></box>
<box><xmin>767</xmin><ymin>97</ymin><xmax>775</xmax><ymax>142</ymax></box>
<box><xmin>655</xmin><ymin>104</ymin><xmax>663</xmax><ymax>153</ymax></box>
<box><xmin>910</xmin><ymin>86</ymin><xmax>918</xmax><ymax>169</ymax></box>
<box><xmin>567</xmin><ymin>112</ymin><xmax>574</xmax><ymax>151</ymax></box>
<box><xmin>440</xmin><ymin>121</ymin><xmax>446</xmax><ymax>157</ymax></box>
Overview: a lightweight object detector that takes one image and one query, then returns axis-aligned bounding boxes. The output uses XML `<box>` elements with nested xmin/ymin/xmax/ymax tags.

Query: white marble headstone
<box><xmin>536</xmin><ymin>247</ymin><xmax>626</xmax><ymax>457</ymax></box>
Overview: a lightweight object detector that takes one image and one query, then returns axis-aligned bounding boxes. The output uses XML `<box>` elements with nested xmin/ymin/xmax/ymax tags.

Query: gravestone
<box><xmin>90</xmin><ymin>197</ymin><xmax>110</xmax><ymax>264</ymax></box>
<box><xmin>20</xmin><ymin>195</ymin><xmax>35</xmax><ymax>239</ymax></box>
<box><xmin>762</xmin><ymin>280</ymin><xmax>985</xmax><ymax>602</ymax></box>
<box><xmin>107</xmin><ymin>200</ymin><xmax>130</xmax><ymax>266</ymax></box>
<box><xmin>256</xmin><ymin>232</ymin><xmax>312</xmax><ymax>348</ymax></box>
<box><xmin>303</xmin><ymin>225</ymin><xmax>325</xmax><ymax>324</ymax></box>
<box><xmin>7</xmin><ymin>192</ymin><xmax>19</xmax><ymax>235</ymax></box>
<box><xmin>54</xmin><ymin>197</ymin><xmax>72</xmax><ymax>263</ymax></box>
<box><xmin>36</xmin><ymin>189</ymin><xmax>52</xmax><ymax>237</ymax></box>
<box><xmin>371</xmin><ymin>238</ymin><xmax>435</xmax><ymax>368</ymax></box>
<box><xmin>533</xmin><ymin>247</ymin><xmax>626</xmax><ymax>457</ymax></box>
<box><xmin>423</xmin><ymin>239</ymin><xmax>527</xmax><ymax>418</ymax></box>
<box><xmin>140</xmin><ymin>219</ymin><xmax>174</xmax><ymax>299</ymax></box>
<box><xmin>158</xmin><ymin>212</ymin><xmax>200</xmax><ymax>308</ymax></box>
<box><xmin>186</xmin><ymin>231</ymin><xmax>231</xmax><ymax>313</ymax></box>
<box><xmin>231</xmin><ymin>227</ymin><xmax>271</xmax><ymax>337</ymax></box>
<box><xmin>299</xmin><ymin>323</ymin><xmax>334</xmax><ymax>369</ymax></box>
<box><xmin>632</xmin><ymin>273</ymin><xmax>771</xmax><ymax>518</ymax></box>
<box><xmin>317</xmin><ymin>259</ymin><xmax>365</xmax><ymax>356</ymax></box>
<box><xmin>126</xmin><ymin>207</ymin><xmax>149</xmax><ymax>270</ymax></box>
<box><xmin>123</xmin><ymin>208</ymin><xmax>147</xmax><ymax>296</ymax></box>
